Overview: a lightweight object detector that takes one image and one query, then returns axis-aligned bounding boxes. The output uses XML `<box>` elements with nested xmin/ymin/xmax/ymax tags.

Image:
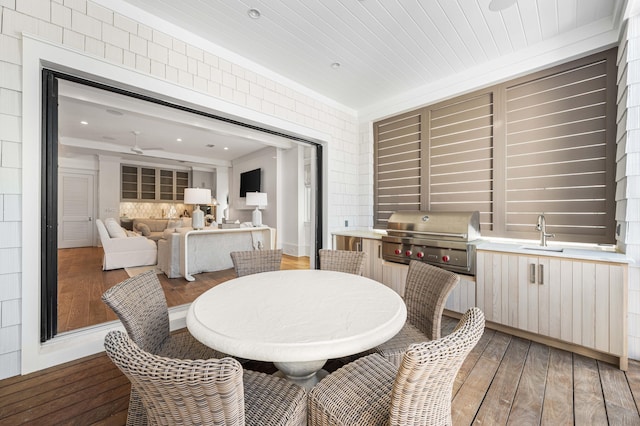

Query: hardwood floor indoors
<box><xmin>57</xmin><ymin>247</ymin><xmax>309</xmax><ymax>332</ymax></box>
<box><xmin>2</xmin><ymin>316</ymin><xmax>639</xmax><ymax>425</ymax></box>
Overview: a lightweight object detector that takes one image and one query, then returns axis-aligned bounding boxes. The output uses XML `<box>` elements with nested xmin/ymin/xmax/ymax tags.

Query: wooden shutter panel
<box><xmin>428</xmin><ymin>92</ymin><xmax>494</xmax><ymax>232</ymax></box>
<box><xmin>374</xmin><ymin>111</ymin><xmax>424</xmax><ymax>227</ymax></box>
<box><xmin>505</xmin><ymin>52</ymin><xmax>616</xmax><ymax>243</ymax></box>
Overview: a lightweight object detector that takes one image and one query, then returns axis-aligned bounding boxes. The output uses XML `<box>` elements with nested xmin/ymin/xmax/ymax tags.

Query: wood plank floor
<box><xmin>57</xmin><ymin>247</ymin><xmax>308</xmax><ymax>332</ymax></box>
<box><xmin>2</xmin><ymin>317</ymin><xmax>639</xmax><ymax>425</ymax></box>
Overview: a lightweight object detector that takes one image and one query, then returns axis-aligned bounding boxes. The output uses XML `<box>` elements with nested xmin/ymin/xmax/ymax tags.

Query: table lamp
<box><xmin>184</xmin><ymin>188</ymin><xmax>211</xmax><ymax>230</ymax></box>
<box><xmin>246</xmin><ymin>192</ymin><xmax>267</xmax><ymax>227</ymax></box>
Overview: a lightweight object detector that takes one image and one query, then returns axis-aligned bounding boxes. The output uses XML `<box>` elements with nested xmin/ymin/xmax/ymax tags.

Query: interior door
<box><xmin>58</xmin><ymin>171</ymin><xmax>95</xmax><ymax>248</ymax></box>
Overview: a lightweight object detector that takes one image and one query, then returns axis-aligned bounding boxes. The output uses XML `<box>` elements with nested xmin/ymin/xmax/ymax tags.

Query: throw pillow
<box><xmin>135</xmin><ymin>222</ymin><xmax>151</xmax><ymax>236</ymax></box>
<box><xmin>105</xmin><ymin>218</ymin><xmax>127</xmax><ymax>238</ymax></box>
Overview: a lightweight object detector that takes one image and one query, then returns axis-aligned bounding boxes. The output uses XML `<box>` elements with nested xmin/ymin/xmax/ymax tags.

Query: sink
<box><xmin>521</xmin><ymin>245</ymin><xmax>564</xmax><ymax>252</ymax></box>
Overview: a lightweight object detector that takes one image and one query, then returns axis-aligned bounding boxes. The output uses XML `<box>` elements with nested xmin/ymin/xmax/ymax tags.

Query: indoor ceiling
<box><xmin>119</xmin><ymin>0</ymin><xmax>624</xmax><ymax>110</ymax></box>
<box><xmin>58</xmin><ymin>79</ymin><xmax>294</xmax><ymax>168</ymax></box>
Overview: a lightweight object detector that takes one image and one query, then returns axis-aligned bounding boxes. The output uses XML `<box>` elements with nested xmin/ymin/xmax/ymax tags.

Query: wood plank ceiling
<box><xmin>119</xmin><ymin>0</ymin><xmax>622</xmax><ymax>110</ymax></box>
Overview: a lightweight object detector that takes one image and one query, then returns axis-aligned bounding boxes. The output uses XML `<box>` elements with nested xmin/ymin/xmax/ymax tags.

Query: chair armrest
<box><xmin>102</xmin><ymin>236</ymin><xmax>156</xmax><ymax>252</ymax></box>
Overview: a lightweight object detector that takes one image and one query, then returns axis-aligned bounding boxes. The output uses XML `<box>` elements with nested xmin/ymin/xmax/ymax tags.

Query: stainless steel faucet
<box><xmin>536</xmin><ymin>214</ymin><xmax>555</xmax><ymax>247</ymax></box>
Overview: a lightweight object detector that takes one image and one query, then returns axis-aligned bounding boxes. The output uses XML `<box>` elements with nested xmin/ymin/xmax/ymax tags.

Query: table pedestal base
<box><xmin>274</xmin><ymin>360</ymin><xmax>328</xmax><ymax>390</ymax></box>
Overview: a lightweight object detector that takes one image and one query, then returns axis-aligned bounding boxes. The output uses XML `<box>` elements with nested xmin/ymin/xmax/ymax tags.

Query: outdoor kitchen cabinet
<box><xmin>380</xmin><ymin>260</ymin><xmax>476</xmax><ymax>315</ymax></box>
<box><xmin>476</xmin><ymin>249</ymin><xmax>628</xmax><ymax>369</ymax></box>
<box><xmin>361</xmin><ymin>238</ymin><xmax>383</xmax><ymax>283</ymax></box>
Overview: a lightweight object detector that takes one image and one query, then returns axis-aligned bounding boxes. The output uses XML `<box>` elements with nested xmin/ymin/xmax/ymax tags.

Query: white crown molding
<box><xmin>360</xmin><ymin>17</ymin><xmax>621</xmax><ymax>123</ymax></box>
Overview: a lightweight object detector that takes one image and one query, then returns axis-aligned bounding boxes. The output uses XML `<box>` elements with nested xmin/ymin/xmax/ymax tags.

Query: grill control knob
<box><xmin>442</xmin><ymin>255</ymin><xmax>450</xmax><ymax>263</ymax></box>
<box><xmin>394</xmin><ymin>249</ymin><xmax>401</xmax><ymax>255</ymax></box>
<box><xmin>405</xmin><ymin>250</ymin><xmax>412</xmax><ymax>257</ymax></box>
<box><xmin>416</xmin><ymin>252</ymin><xmax>424</xmax><ymax>258</ymax></box>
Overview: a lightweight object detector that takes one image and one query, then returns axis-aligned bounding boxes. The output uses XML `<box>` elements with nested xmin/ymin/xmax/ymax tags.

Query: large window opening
<box><xmin>42</xmin><ymin>70</ymin><xmax>323</xmax><ymax>341</ymax></box>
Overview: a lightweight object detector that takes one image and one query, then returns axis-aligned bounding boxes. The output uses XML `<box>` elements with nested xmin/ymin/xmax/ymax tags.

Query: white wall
<box><xmin>280</xmin><ymin>145</ymin><xmax>305</xmax><ymax>256</ymax></box>
<box><xmin>229</xmin><ymin>147</ymin><xmax>278</xmax><ymax>226</ymax></box>
<box><xmin>1</xmin><ymin>0</ymin><xmax>355</xmax><ymax>379</ymax></box>
<box><xmin>615</xmin><ymin>12</ymin><xmax>640</xmax><ymax>361</ymax></box>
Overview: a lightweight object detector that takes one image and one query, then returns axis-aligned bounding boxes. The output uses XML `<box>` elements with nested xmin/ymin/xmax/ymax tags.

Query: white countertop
<box><xmin>332</xmin><ymin>229</ymin><xmax>386</xmax><ymax>240</ymax></box>
<box><xmin>187</xmin><ymin>269</ymin><xmax>407</xmax><ymax>363</ymax></box>
<box><xmin>476</xmin><ymin>241</ymin><xmax>631</xmax><ymax>264</ymax></box>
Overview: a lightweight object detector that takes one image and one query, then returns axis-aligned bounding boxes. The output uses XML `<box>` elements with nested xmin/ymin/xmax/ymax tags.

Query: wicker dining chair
<box><xmin>102</xmin><ymin>270</ymin><xmax>226</xmax><ymax>426</ymax></box>
<box><xmin>318</xmin><ymin>249</ymin><xmax>366</xmax><ymax>275</ymax></box>
<box><xmin>308</xmin><ymin>307</ymin><xmax>485</xmax><ymax>426</ymax></box>
<box><xmin>230</xmin><ymin>249</ymin><xmax>283</xmax><ymax>277</ymax></box>
<box><xmin>105</xmin><ymin>330</ymin><xmax>307</xmax><ymax>426</ymax></box>
<box><xmin>372</xmin><ymin>260</ymin><xmax>460</xmax><ymax>366</ymax></box>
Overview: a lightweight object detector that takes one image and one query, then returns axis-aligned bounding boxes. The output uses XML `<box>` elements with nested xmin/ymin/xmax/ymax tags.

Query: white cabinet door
<box><xmin>361</xmin><ymin>238</ymin><xmax>383</xmax><ymax>282</ymax></box>
<box><xmin>477</xmin><ymin>250</ymin><xmax>627</xmax><ymax>360</ymax></box>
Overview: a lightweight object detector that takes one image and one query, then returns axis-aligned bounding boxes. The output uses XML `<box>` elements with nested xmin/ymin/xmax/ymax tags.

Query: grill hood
<box><xmin>385</xmin><ymin>211</ymin><xmax>481</xmax><ymax>242</ymax></box>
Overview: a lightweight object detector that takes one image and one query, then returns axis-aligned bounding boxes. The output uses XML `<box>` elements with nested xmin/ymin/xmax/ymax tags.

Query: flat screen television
<box><xmin>240</xmin><ymin>168</ymin><xmax>261</xmax><ymax>197</ymax></box>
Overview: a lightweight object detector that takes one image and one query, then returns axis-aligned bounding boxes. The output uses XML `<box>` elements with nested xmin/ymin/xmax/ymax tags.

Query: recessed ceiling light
<box><xmin>106</xmin><ymin>109</ymin><xmax>124</xmax><ymax>116</ymax></box>
<box><xmin>176</xmin><ymin>138</ymin><xmax>182</xmax><ymax>142</ymax></box>
<box><xmin>488</xmin><ymin>0</ymin><xmax>517</xmax><ymax>11</ymax></box>
<box><xmin>224</xmin><ymin>147</ymin><xmax>229</xmax><ymax>150</ymax></box>
<box><xmin>247</xmin><ymin>8</ymin><xmax>261</xmax><ymax>19</ymax></box>
<box><xmin>80</xmin><ymin>120</ymin><xmax>88</xmax><ymax>125</ymax></box>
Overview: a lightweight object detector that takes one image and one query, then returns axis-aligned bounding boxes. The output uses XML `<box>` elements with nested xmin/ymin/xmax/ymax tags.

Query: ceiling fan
<box><xmin>130</xmin><ymin>130</ymin><xmax>163</xmax><ymax>155</ymax></box>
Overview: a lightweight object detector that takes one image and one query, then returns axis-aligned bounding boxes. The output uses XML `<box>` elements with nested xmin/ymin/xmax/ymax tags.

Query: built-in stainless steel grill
<box><xmin>382</xmin><ymin>211</ymin><xmax>481</xmax><ymax>276</ymax></box>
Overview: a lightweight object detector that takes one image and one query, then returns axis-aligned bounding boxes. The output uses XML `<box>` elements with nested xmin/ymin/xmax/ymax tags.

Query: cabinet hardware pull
<box><xmin>539</xmin><ymin>264</ymin><xmax>544</xmax><ymax>285</ymax></box>
<box><xmin>529</xmin><ymin>264</ymin><xmax>536</xmax><ymax>284</ymax></box>
<box><xmin>378</xmin><ymin>244</ymin><xmax>381</xmax><ymax>259</ymax></box>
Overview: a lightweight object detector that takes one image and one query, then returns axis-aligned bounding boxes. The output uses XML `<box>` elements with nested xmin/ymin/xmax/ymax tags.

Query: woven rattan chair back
<box><xmin>101</xmin><ymin>270</ymin><xmax>169</xmax><ymax>353</ymax></box>
<box><xmin>318</xmin><ymin>249</ymin><xmax>366</xmax><ymax>275</ymax></box>
<box><xmin>230</xmin><ymin>249</ymin><xmax>283</xmax><ymax>277</ymax></box>
<box><xmin>105</xmin><ymin>330</ymin><xmax>246</xmax><ymax>425</ymax></box>
<box><xmin>404</xmin><ymin>261</ymin><xmax>460</xmax><ymax>340</ymax></box>
<box><xmin>389</xmin><ymin>307</ymin><xmax>485</xmax><ymax>426</ymax></box>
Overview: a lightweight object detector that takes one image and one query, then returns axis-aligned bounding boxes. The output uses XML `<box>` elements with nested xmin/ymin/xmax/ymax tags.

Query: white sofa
<box><xmin>157</xmin><ymin>226</ymin><xmax>275</xmax><ymax>279</ymax></box>
<box><xmin>96</xmin><ymin>218</ymin><xmax>157</xmax><ymax>270</ymax></box>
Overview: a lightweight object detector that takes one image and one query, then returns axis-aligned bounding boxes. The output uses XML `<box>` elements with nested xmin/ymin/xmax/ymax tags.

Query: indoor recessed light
<box><xmin>488</xmin><ymin>0</ymin><xmax>517</xmax><ymax>11</ymax></box>
<box><xmin>176</xmin><ymin>138</ymin><xmax>182</xmax><ymax>142</ymax></box>
<box><xmin>247</xmin><ymin>8</ymin><xmax>261</xmax><ymax>19</ymax></box>
<box><xmin>224</xmin><ymin>147</ymin><xmax>229</xmax><ymax>150</ymax></box>
<box><xmin>80</xmin><ymin>120</ymin><xmax>88</xmax><ymax>125</ymax></box>
<box><xmin>331</xmin><ymin>62</ymin><xmax>341</xmax><ymax>69</ymax></box>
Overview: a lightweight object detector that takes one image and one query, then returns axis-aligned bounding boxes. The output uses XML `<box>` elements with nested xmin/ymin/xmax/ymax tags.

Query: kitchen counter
<box><xmin>476</xmin><ymin>241</ymin><xmax>631</xmax><ymax>264</ymax></box>
<box><xmin>331</xmin><ymin>229</ymin><xmax>386</xmax><ymax>240</ymax></box>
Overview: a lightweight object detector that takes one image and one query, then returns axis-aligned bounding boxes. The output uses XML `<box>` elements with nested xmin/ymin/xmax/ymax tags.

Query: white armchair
<box><xmin>96</xmin><ymin>218</ymin><xmax>157</xmax><ymax>270</ymax></box>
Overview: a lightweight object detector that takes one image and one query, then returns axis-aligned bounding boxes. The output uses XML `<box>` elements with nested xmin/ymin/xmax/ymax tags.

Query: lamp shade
<box><xmin>184</xmin><ymin>188</ymin><xmax>211</xmax><ymax>205</ymax></box>
<box><xmin>245</xmin><ymin>192</ymin><xmax>268</xmax><ymax>207</ymax></box>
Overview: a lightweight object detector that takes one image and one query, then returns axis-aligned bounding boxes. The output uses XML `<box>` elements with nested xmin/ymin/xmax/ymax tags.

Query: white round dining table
<box><xmin>187</xmin><ymin>269</ymin><xmax>407</xmax><ymax>389</ymax></box>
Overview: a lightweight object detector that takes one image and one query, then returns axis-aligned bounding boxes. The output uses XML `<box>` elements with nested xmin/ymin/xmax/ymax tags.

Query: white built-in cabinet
<box><xmin>476</xmin><ymin>250</ymin><xmax>628</xmax><ymax>369</ymax></box>
<box><xmin>374</xmin><ymin>253</ymin><xmax>476</xmax><ymax>315</ymax></box>
<box><xmin>361</xmin><ymin>238</ymin><xmax>383</xmax><ymax>283</ymax></box>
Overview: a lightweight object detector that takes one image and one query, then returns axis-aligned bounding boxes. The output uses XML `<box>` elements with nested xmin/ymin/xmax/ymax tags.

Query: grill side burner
<box><xmin>382</xmin><ymin>211</ymin><xmax>480</xmax><ymax>276</ymax></box>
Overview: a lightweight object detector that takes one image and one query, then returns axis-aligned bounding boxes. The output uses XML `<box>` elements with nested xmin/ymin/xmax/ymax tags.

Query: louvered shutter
<box><xmin>374</xmin><ymin>110</ymin><xmax>424</xmax><ymax>227</ymax></box>
<box><xmin>428</xmin><ymin>92</ymin><xmax>494</xmax><ymax>232</ymax></box>
<box><xmin>504</xmin><ymin>51</ymin><xmax>616</xmax><ymax>243</ymax></box>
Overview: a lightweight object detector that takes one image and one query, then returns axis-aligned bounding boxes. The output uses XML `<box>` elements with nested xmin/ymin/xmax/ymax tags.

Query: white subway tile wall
<box><xmin>0</xmin><ymin>0</ymin><xmax>362</xmax><ymax>379</ymax></box>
